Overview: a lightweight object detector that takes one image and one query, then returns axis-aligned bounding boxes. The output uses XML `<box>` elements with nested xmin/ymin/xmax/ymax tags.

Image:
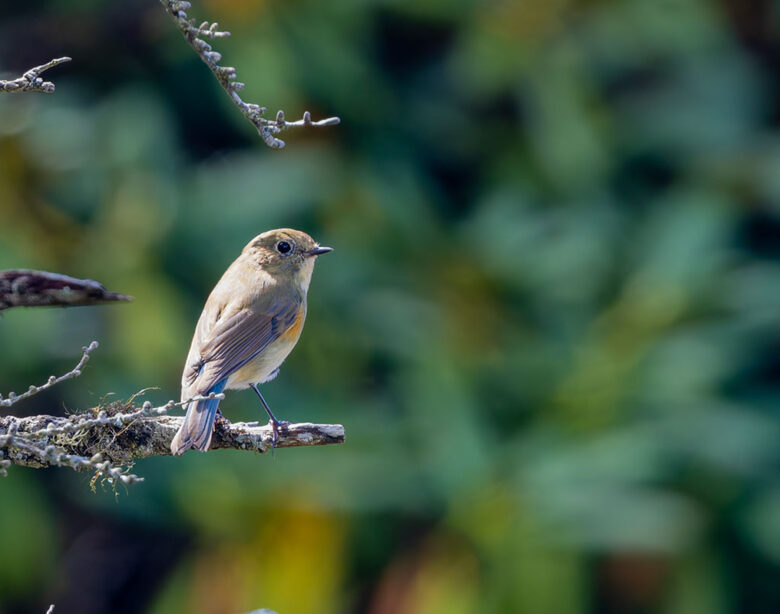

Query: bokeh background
<box><xmin>1</xmin><ymin>0</ymin><xmax>779</xmax><ymax>613</ymax></box>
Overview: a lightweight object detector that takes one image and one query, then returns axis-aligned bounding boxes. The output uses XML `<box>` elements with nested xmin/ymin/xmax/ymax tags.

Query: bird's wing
<box><xmin>181</xmin><ymin>301</ymin><xmax>222</xmax><ymax>402</ymax></box>
<box><xmin>187</xmin><ymin>299</ymin><xmax>300</xmax><ymax>397</ymax></box>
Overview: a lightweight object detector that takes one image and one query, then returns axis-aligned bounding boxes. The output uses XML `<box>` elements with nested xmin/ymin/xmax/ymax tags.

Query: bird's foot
<box><xmin>268</xmin><ymin>418</ymin><xmax>290</xmax><ymax>449</ymax></box>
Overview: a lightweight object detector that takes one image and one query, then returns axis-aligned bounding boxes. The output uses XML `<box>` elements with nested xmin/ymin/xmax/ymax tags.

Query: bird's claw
<box><xmin>269</xmin><ymin>418</ymin><xmax>290</xmax><ymax>449</ymax></box>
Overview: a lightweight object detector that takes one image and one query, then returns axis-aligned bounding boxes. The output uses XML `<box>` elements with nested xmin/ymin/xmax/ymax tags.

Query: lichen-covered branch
<box><xmin>159</xmin><ymin>0</ymin><xmax>340</xmax><ymax>149</ymax></box>
<box><xmin>0</xmin><ymin>270</ymin><xmax>132</xmax><ymax>311</ymax></box>
<box><xmin>0</xmin><ymin>57</ymin><xmax>71</xmax><ymax>93</ymax></box>
<box><xmin>0</xmin><ymin>393</ymin><xmax>172</xmax><ymax>485</ymax></box>
<box><xmin>1</xmin><ymin>411</ymin><xmax>345</xmax><ymax>469</ymax></box>
<box><xmin>0</xmin><ymin>341</ymin><xmax>345</xmax><ymax>487</ymax></box>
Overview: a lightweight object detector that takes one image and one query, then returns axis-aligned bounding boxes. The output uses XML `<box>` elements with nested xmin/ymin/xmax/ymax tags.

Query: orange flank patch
<box><xmin>227</xmin><ymin>306</ymin><xmax>307</xmax><ymax>387</ymax></box>
<box><xmin>279</xmin><ymin>306</ymin><xmax>306</xmax><ymax>343</ymax></box>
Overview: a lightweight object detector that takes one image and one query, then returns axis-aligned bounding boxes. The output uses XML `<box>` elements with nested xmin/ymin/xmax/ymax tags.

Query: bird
<box><xmin>170</xmin><ymin>228</ymin><xmax>332</xmax><ymax>455</ymax></box>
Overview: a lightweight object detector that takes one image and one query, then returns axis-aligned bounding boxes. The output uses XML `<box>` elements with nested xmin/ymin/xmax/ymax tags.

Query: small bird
<box><xmin>171</xmin><ymin>228</ymin><xmax>332</xmax><ymax>455</ymax></box>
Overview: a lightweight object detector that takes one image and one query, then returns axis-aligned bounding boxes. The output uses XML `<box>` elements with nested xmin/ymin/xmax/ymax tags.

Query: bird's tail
<box><xmin>170</xmin><ymin>380</ymin><xmax>227</xmax><ymax>455</ymax></box>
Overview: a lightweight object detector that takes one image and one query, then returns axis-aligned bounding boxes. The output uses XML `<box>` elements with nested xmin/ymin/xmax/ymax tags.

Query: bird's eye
<box><xmin>276</xmin><ymin>241</ymin><xmax>292</xmax><ymax>254</ymax></box>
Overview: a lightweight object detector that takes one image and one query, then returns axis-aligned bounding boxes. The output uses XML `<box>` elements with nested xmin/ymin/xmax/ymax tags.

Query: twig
<box><xmin>159</xmin><ymin>0</ymin><xmax>340</xmax><ymax>149</ymax></box>
<box><xmin>0</xmin><ymin>57</ymin><xmax>71</xmax><ymax>93</ymax></box>
<box><xmin>0</xmin><ymin>270</ymin><xmax>132</xmax><ymax>311</ymax></box>
<box><xmin>0</xmin><ymin>341</ymin><xmax>99</xmax><ymax>408</ymax></box>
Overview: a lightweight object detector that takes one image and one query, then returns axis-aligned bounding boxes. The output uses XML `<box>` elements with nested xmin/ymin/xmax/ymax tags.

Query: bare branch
<box><xmin>0</xmin><ymin>270</ymin><xmax>132</xmax><ymax>311</ymax></box>
<box><xmin>159</xmin><ymin>0</ymin><xmax>340</xmax><ymax>149</ymax></box>
<box><xmin>0</xmin><ymin>57</ymin><xmax>71</xmax><ymax>94</ymax></box>
<box><xmin>0</xmin><ymin>341</ymin><xmax>99</xmax><ymax>408</ymax></box>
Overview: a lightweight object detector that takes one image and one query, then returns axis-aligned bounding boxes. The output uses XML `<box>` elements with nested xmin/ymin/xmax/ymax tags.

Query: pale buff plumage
<box><xmin>171</xmin><ymin>229</ymin><xmax>331</xmax><ymax>455</ymax></box>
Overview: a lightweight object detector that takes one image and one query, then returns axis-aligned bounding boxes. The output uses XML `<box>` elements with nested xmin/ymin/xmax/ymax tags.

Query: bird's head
<box><xmin>244</xmin><ymin>228</ymin><xmax>332</xmax><ymax>288</ymax></box>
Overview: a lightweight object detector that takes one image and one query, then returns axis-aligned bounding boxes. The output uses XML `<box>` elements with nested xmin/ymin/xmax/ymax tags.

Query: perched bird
<box><xmin>171</xmin><ymin>229</ymin><xmax>332</xmax><ymax>455</ymax></box>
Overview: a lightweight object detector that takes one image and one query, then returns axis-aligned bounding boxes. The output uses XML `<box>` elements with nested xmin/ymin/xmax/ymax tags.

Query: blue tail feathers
<box><xmin>170</xmin><ymin>379</ymin><xmax>227</xmax><ymax>455</ymax></box>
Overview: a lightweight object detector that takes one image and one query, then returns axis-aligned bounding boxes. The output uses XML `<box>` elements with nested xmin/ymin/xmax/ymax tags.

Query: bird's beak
<box><xmin>306</xmin><ymin>246</ymin><xmax>333</xmax><ymax>257</ymax></box>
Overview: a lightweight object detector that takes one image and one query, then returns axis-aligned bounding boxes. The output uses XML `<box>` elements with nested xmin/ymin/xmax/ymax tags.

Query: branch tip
<box><xmin>159</xmin><ymin>0</ymin><xmax>339</xmax><ymax>148</ymax></box>
<box><xmin>0</xmin><ymin>57</ymin><xmax>71</xmax><ymax>94</ymax></box>
<box><xmin>0</xmin><ymin>270</ymin><xmax>132</xmax><ymax>310</ymax></box>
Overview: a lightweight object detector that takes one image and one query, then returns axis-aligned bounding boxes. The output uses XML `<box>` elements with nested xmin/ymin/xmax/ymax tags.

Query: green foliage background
<box><xmin>1</xmin><ymin>0</ymin><xmax>779</xmax><ymax>613</ymax></box>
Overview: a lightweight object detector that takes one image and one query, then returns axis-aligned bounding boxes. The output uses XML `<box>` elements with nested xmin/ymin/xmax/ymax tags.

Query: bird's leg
<box><xmin>250</xmin><ymin>383</ymin><xmax>289</xmax><ymax>448</ymax></box>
